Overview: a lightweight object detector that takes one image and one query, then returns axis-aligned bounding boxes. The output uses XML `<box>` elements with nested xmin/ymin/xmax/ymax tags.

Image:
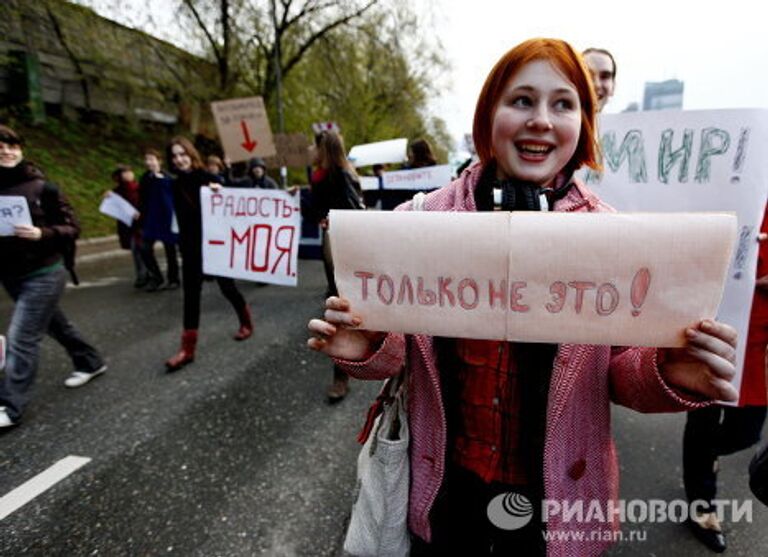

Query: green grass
<box><xmin>2</xmin><ymin>111</ymin><xmax>172</xmax><ymax>238</ymax></box>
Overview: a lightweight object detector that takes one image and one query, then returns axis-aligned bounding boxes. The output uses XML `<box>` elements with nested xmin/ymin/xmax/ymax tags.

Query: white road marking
<box><xmin>0</xmin><ymin>455</ymin><xmax>91</xmax><ymax>521</ymax></box>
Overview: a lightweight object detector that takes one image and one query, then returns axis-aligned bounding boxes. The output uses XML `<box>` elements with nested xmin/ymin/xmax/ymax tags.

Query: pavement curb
<box><xmin>76</xmin><ymin>235</ymin><xmax>128</xmax><ymax>264</ymax></box>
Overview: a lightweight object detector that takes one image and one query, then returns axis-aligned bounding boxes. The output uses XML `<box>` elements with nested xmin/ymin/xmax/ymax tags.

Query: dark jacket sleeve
<box><xmin>40</xmin><ymin>181</ymin><xmax>80</xmax><ymax>242</ymax></box>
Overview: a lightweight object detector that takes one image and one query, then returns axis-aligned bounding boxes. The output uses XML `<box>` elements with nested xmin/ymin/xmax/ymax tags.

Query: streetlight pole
<box><xmin>270</xmin><ymin>0</ymin><xmax>287</xmax><ymax>187</ymax></box>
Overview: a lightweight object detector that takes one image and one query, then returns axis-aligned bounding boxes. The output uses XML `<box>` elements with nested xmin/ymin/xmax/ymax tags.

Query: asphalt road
<box><xmin>1</xmin><ymin>254</ymin><xmax>766</xmax><ymax>556</ymax></box>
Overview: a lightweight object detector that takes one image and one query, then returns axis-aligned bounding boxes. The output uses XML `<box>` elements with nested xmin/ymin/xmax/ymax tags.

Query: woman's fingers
<box><xmin>308</xmin><ymin>318</ymin><xmax>336</xmax><ymax>337</ymax></box>
<box><xmin>685</xmin><ymin>328</ymin><xmax>736</xmax><ymax>367</ymax></box>
<box><xmin>685</xmin><ymin>346</ymin><xmax>736</xmax><ymax>382</ymax></box>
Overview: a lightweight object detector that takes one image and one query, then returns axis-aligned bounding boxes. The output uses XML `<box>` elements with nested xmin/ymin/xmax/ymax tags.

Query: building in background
<box><xmin>642</xmin><ymin>79</ymin><xmax>684</xmax><ymax>111</ymax></box>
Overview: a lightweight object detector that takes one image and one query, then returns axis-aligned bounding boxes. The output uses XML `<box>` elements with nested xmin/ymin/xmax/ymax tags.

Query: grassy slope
<box><xmin>6</xmin><ymin>114</ymin><xmax>171</xmax><ymax>238</ymax></box>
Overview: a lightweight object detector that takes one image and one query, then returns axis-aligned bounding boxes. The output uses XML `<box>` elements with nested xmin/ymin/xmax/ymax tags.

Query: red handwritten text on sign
<box><xmin>352</xmin><ymin>269</ymin><xmax>652</xmax><ymax>317</ymax></box>
<box><xmin>202</xmin><ymin>187</ymin><xmax>301</xmax><ymax>286</ymax></box>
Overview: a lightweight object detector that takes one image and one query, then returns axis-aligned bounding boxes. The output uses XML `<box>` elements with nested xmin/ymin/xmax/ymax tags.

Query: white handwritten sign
<box><xmin>0</xmin><ymin>196</ymin><xmax>32</xmax><ymax>236</ymax></box>
<box><xmin>201</xmin><ymin>187</ymin><xmax>301</xmax><ymax>286</ymax></box>
<box><xmin>99</xmin><ymin>192</ymin><xmax>137</xmax><ymax>227</ymax></box>
<box><xmin>381</xmin><ymin>165</ymin><xmax>453</xmax><ymax>191</ymax></box>
<box><xmin>330</xmin><ymin>210</ymin><xmax>736</xmax><ymax>347</ymax></box>
<box><xmin>211</xmin><ymin>96</ymin><xmax>277</xmax><ymax>163</ymax></box>
<box><xmin>587</xmin><ymin>109</ymin><xmax>768</xmax><ymax>398</ymax></box>
<box><xmin>347</xmin><ymin>138</ymin><xmax>408</xmax><ymax>168</ymax></box>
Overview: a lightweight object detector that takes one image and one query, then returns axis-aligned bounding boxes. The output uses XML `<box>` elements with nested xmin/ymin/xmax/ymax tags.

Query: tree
<box><xmin>279</xmin><ymin>3</ymin><xmax>453</xmax><ymax>160</ymax></box>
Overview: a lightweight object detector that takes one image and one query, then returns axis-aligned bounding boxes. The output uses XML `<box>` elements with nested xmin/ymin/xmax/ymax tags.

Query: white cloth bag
<box><xmin>343</xmin><ymin>375</ymin><xmax>410</xmax><ymax>557</ymax></box>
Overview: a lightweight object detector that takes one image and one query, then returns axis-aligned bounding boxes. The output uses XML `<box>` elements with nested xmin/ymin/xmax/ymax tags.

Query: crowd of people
<box><xmin>1</xmin><ymin>35</ymin><xmax>767</xmax><ymax>556</ymax></box>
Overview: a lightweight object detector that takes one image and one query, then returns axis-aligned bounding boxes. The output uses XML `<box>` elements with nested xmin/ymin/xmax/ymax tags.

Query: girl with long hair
<box><xmin>164</xmin><ymin>136</ymin><xmax>253</xmax><ymax>372</ymax></box>
<box><xmin>309</xmin><ymin>130</ymin><xmax>364</xmax><ymax>401</ymax></box>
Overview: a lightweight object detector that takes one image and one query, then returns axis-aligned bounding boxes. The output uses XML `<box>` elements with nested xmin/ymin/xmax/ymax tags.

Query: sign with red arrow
<box><xmin>211</xmin><ymin>96</ymin><xmax>276</xmax><ymax>163</ymax></box>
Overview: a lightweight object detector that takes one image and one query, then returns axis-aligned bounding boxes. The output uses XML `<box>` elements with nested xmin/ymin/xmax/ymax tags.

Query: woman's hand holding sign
<box><xmin>307</xmin><ymin>296</ymin><xmax>385</xmax><ymax>361</ymax></box>
<box><xmin>658</xmin><ymin>319</ymin><xmax>738</xmax><ymax>402</ymax></box>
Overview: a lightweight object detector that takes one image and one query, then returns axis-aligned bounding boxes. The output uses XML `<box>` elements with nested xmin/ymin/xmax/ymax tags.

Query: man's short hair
<box><xmin>583</xmin><ymin>48</ymin><xmax>617</xmax><ymax>79</ymax></box>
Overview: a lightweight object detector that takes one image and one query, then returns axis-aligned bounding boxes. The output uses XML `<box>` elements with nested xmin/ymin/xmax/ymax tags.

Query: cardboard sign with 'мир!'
<box><xmin>329</xmin><ymin>210</ymin><xmax>736</xmax><ymax>347</ymax></box>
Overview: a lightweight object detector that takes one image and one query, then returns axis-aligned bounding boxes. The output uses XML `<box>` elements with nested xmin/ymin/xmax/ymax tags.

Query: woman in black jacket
<box><xmin>309</xmin><ymin>130</ymin><xmax>364</xmax><ymax>401</ymax></box>
<box><xmin>164</xmin><ymin>137</ymin><xmax>253</xmax><ymax>372</ymax></box>
<box><xmin>0</xmin><ymin>125</ymin><xmax>106</xmax><ymax>429</ymax></box>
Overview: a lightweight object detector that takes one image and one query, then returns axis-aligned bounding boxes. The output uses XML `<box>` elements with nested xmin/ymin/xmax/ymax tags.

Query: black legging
<box><xmin>141</xmin><ymin>239</ymin><xmax>179</xmax><ymax>284</ymax></box>
<box><xmin>683</xmin><ymin>405</ymin><xmax>767</xmax><ymax>508</ymax></box>
<box><xmin>181</xmin><ymin>256</ymin><xmax>246</xmax><ymax>330</ymax></box>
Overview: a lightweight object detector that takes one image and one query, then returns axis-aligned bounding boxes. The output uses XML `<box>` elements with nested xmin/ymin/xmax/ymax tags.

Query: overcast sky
<box><xmin>85</xmin><ymin>0</ymin><xmax>768</xmax><ymax>155</ymax></box>
<box><xmin>431</xmin><ymin>0</ymin><xmax>768</xmax><ymax>153</ymax></box>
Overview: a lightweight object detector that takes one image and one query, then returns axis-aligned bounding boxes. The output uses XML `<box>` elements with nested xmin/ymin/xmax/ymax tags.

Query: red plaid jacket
<box><xmin>336</xmin><ymin>161</ymin><xmax>709</xmax><ymax>557</ymax></box>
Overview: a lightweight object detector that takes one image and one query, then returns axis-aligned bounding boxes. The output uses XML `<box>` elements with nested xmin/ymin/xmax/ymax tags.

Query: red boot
<box><xmin>233</xmin><ymin>305</ymin><xmax>253</xmax><ymax>341</ymax></box>
<box><xmin>165</xmin><ymin>329</ymin><xmax>198</xmax><ymax>371</ymax></box>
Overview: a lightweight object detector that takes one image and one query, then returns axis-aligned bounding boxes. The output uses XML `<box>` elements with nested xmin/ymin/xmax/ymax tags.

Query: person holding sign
<box><xmin>310</xmin><ymin>130</ymin><xmax>365</xmax><ymax>401</ymax></box>
<box><xmin>0</xmin><ymin>125</ymin><xmax>106</xmax><ymax>429</ymax></box>
<box><xmin>681</xmin><ymin>212</ymin><xmax>768</xmax><ymax>552</ymax></box>
<box><xmin>307</xmin><ymin>39</ymin><xmax>738</xmax><ymax>555</ymax></box>
<box><xmin>164</xmin><ymin>137</ymin><xmax>253</xmax><ymax>372</ymax></box>
<box><xmin>109</xmin><ymin>164</ymin><xmax>147</xmax><ymax>289</ymax></box>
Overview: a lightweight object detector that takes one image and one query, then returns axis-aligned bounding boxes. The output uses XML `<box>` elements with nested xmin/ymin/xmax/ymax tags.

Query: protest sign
<box><xmin>382</xmin><ymin>164</ymin><xmax>453</xmax><ymax>191</ymax></box>
<box><xmin>0</xmin><ymin>196</ymin><xmax>32</xmax><ymax>236</ymax></box>
<box><xmin>330</xmin><ymin>210</ymin><xmax>736</xmax><ymax>347</ymax></box>
<box><xmin>201</xmin><ymin>187</ymin><xmax>301</xmax><ymax>286</ymax></box>
<box><xmin>312</xmin><ymin>121</ymin><xmax>339</xmax><ymax>135</ymax></box>
<box><xmin>211</xmin><ymin>96</ymin><xmax>276</xmax><ymax>163</ymax></box>
<box><xmin>586</xmin><ymin>109</ymin><xmax>768</xmax><ymax>397</ymax></box>
<box><xmin>347</xmin><ymin>138</ymin><xmax>408</xmax><ymax>167</ymax></box>
<box><xmin>359</xmin><ymin>176</ymin><xmax>380</xmax><ymax>191</ymax></box>
<box><xmin>264</xmin><ymin>133</ymin><xmax>311</xmax><ymax>168</ymax></box>
<box><xmin>99</xmin><ymin>191</ymin><xmax>137</xmax><ymax>226</ymax></box>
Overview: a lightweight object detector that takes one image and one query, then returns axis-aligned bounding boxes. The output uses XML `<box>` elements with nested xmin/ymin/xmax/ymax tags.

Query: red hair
<box><xmin>472</xmin><ymin>38</ymin><xmax>601</xmax><ymax>174</ymax></box>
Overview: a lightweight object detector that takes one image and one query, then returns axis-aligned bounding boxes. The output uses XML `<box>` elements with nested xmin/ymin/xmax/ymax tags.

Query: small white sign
<box><xmin>381</xmin><ymin>165</ymin><xmax>453</xmax><ymax>191</ymax></box>
<box><xmin>359</xmin><ymin>176</ymin><xmax>381</xmax><ymax>191</ymax></box>
<box><xmin>347</xmin><ymin>138</ymin><xmax>408</xmax><ymax>168</ymax></box>
<box><xmin>0</xmin><ymin>196</ymin><xmax>32</xmax><ymax>236</ymax></box>
<box><xmin>99</xmin><ymin>192</ymin><xmax>138</xmax><ymax>226</ymax></box>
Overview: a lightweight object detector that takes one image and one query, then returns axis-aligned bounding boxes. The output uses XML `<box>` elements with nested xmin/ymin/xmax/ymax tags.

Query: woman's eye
<box><xmin>554</xmin><ymin>99</ymin><xmax>575</xmax><ymax>110</ymax></box>
<box><xmin>511</xmin><ymin>96</ymin><xmax>532</xmax><ymax>107</ymax></box>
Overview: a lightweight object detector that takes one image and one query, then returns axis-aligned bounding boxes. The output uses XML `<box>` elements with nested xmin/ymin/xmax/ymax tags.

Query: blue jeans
<box><xmin>1</xmin><ymin>267</ymin><xmax>103</xmax><ymax>421</ymax></box>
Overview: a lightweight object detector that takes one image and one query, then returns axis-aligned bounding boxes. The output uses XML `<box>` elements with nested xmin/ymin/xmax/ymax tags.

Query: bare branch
<box><xmin>182</xmin><ymin>0</ymin><xmax>222</xmax><ymax>62</ymax></box>
<box><xmin>281</xmin><ymin>0</ymin><xmax>378</xmax><ymax>78</ymax></box>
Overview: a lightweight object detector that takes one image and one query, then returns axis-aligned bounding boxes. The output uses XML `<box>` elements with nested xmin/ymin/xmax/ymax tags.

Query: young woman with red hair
<box><xmin>308</xmin><ymin>38</ymin><xmax>738</xmax><ymax>555</ymax></box>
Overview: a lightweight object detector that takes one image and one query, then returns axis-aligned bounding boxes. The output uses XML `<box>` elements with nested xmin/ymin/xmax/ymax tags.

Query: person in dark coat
<box><xmin>110</xmin><ymin>164</ymin><xmax>147</xmax><ymax>288</ymax></box>
<box><xmin>309</xmin><ymin>130</ymin><xmax>364</xmax><ymax>402</ymax></box>
<box><xmin>0</xmin><ymin>125</ymin><xmax>106</xmax><ymax>429</ymax></box>
<box><xmin>139</xmin><ymin>148</ymin><xmax>179</xmax><ymax>291</ymax></box>
<box><xmin>164</xmin><ymin>136</ymin><xmax>253</xmax><ymax>372</ymax></box>
<box><xmin>248</xmin><ymin>157</ymin><xmax>280</xmax><ymax>189</ymax></box>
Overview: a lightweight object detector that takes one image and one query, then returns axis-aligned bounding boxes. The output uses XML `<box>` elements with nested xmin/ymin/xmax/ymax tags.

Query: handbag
<box><xmin>343</xmin><ymin>190</ymin><xmax>425</xmax><ymax>556</ymax></box>
<box><xmin>343</xmin><ymin>370</ymin><xmax>410</xmax><ymax>557</ymax></box>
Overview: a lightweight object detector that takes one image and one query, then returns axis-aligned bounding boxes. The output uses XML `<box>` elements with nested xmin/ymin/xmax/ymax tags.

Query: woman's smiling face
<box><xmin>171</xmin><ymin>144</ymin><xmax>192</xmax><ymax>172</ymax></box>
<box><xmin>490</xmin><ymin>59</ymin><xmax>582</xmax><ymax>187</ymax></box>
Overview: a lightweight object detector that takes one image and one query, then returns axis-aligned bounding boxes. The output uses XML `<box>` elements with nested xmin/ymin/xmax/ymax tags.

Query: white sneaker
<box><xmin>64</xmin><ymin>365</ymin><xmax>107</xmax><ymax>388</ymax></box>
<box><xmin>0</xmin><ymin>406</ymin><xmax>16</xmax><ymax>428</ymax></box>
